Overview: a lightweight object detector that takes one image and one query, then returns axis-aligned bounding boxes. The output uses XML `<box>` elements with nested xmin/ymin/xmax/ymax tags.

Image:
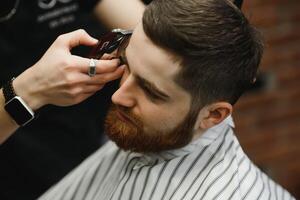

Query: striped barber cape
<box><xmin>39</xmin><ymin>117</ymin><xmax>295</xmax><ymax>200</ymax></box>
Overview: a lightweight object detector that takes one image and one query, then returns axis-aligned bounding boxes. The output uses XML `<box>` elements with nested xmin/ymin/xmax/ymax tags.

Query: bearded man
<box><xmin>39</xmin><ymin>0</ymin><xmax>295</xmax><ymax>199</ymax></box>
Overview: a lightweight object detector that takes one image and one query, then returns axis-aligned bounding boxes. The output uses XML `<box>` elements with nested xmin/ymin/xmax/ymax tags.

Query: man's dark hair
<box><xmin>143</xmin><ymin>0</ymin><xmax>263</xmax><ymax>108</ymax></box>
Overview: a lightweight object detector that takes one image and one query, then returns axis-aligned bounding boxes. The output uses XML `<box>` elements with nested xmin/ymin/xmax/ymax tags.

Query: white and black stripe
<box><xmin>39</xmin><ymin>117</ymin><xmax>295</xmax><ymax>200</ymax></box>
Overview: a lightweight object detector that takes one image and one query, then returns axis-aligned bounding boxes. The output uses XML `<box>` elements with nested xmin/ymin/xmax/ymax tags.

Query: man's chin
<box><xmin>105</xmin><ymin>126</ymin><xmax>192</xmax><ymax>153</ymax></box>
<box><xmin>104</xmin><ymin>105</ymin><xmax>195</xmax><ymax>153</ymax></box>
<box><xmin>105</xmin><ymin>119</ymin><xmax>193</xmax><ymax>153</ymax></box>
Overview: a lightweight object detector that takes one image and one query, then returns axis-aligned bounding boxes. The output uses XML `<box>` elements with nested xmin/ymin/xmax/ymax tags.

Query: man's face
<box><xmin>104</xmin><ymin>23</ymin><xmax>197</xmax><ymax>153</ymax></box>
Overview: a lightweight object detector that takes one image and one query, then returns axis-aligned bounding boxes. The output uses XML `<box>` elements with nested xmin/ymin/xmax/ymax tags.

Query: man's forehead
<box><xmin>127</xmin><ymin>23</ymin><xmax>182</xmax><ymax>89</ymax></box>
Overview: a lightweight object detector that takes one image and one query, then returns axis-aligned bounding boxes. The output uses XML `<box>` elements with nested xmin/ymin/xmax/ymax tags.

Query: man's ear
<box><xmin>194</xmin><ymin>102</ymin><xmax>233</xmax><ymax>130</ymax></box>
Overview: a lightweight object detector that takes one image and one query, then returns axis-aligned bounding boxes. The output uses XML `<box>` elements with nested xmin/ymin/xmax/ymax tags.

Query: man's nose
<box><xmin>111</xmin><ymin>78</ymin><xmax>136</xmax><ymax>108</ymax></box>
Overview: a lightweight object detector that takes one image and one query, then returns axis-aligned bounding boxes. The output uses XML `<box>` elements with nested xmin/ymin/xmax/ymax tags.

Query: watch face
<box><xmin>4</xmin><ymin>97</ymin><xmax>34</xmax><ymax>126</ymax></box>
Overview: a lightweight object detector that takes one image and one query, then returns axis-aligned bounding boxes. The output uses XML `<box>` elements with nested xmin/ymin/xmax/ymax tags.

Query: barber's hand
<box><xmin>13</xmin><ymin>29</ymin><xmax>125</xmax><ymax>110</ymax></box>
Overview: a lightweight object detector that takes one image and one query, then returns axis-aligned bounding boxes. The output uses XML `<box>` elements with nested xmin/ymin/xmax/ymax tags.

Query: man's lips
<box><xmin>116</xmin><ymin>110</ymin><xmax>136</xmax><ymax>125</ymax></box>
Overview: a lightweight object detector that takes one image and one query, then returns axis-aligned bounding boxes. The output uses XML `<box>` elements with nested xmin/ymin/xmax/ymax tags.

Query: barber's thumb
<box><xmin>68</xmin><ymin>29</ymin><xmax>98</xmax><ymax>49</ymax></box>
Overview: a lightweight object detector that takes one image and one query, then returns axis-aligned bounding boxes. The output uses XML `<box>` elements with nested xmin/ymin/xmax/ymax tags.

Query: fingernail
<box><xmin>115</xmin><ymin>58</ymin><xmax>121</xmax><ymax>65</ymax></box>
<box><xmin>119</xmin><ymin>65</ymin><xmax>126</xmax><ymax>70</ymax></box>
<box><xmin>92</xmin><ymin>38</ymin><xmax>98</xmax><ymax>43</ymax></box>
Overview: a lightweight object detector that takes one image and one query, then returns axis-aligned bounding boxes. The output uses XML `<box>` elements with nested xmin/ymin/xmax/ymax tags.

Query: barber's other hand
<box><xmin>13</xmin><ymin>29</ymin><xmax>125</xmax><ymax>110</ymax></box>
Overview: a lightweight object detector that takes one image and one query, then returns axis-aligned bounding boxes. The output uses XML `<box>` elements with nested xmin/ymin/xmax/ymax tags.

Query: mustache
<box><xmin>114</xmin><ymin>105</ymin><xmax>143</xmax><ymax>128</ymax></box>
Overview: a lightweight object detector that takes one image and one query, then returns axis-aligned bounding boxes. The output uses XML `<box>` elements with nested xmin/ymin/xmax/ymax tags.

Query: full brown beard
<box><xmin>104</xmin><ymin>104</ymin><xmax>198</xmax><ymax>153</ymax></box>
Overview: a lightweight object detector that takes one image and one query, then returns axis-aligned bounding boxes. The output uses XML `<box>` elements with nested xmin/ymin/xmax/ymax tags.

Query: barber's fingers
<box><xmin>57</xmin><ymin>29</ymin><xmax>98</xmax><ymax>49</ymax></box>
<box><xmin>67</xmin><ymin>64</ymin><xmax>124</xmax><ymax>86</ymax></box>
<box><xmin>72</xmin><ymin>92</ymin><xmax>96</xmax><ymax>105</ymax></box>
<box><xmin>101</xmin><ymin>53</ymin><xmax>116</xmax><ymax>60</ymax></box>
<box><xmin>73</xmin><ymin>56</ymin><xmax>121</xmax><ymax>74</ymax></box>
<box><xmin>82</xmin><ymin>85</ymin><xmax>105</xmax><ymax>93</ymax></box>
<box><xmin>86</xmin><ymin>65</ymin><xmax>125</xmax><ymax>84</ymax></box>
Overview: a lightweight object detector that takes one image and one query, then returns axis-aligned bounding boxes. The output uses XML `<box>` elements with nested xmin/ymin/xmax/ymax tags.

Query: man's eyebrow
<box><xmin>136</xmin><ymin>75</ymin><xmax>170</xmax><ymax>100</ymax></box>
<box><xmin>122</xmin><ymin>49</ymin><xmax>170</xmax><ymax>100</ymax></box>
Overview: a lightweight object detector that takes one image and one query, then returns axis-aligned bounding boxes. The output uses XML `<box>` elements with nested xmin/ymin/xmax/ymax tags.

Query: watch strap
<box><xmin>3</xmin><ymin>77</ymin><xmax>16</xmax><ymax>103</ymax></box>
<box><xmin>2</xmin><ymin>77</ymin><xmax>36</xmax><ymax>126</ymax></box>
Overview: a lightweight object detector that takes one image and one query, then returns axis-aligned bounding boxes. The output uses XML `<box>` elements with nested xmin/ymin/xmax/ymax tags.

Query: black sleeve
<box><xmin>79</xmin><ymin>0</ymin><xmax>102</xmax><ymax>11</ymax></box>
<box><xmin>79</xmin><ymin>0</ymin><xmax>152</xmax><ymax>11</ymax></box>
<box><xmin>233</xmin><ymin>0</ymin><xmax>244</xmax><ymax>9</ymax></box>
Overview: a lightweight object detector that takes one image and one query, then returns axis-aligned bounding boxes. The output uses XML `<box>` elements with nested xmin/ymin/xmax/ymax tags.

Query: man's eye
<box><xmin>143</xmin><ymin>88</ymin><xmax>161</xmax><ymax>101</ymax></box>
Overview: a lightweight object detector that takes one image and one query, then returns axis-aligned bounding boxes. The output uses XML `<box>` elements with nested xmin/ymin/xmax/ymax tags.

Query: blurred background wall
<box><xmin>233</xmin><ymin>0</ymin><xmax>300</xmax><ymax>198</ymax></box>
